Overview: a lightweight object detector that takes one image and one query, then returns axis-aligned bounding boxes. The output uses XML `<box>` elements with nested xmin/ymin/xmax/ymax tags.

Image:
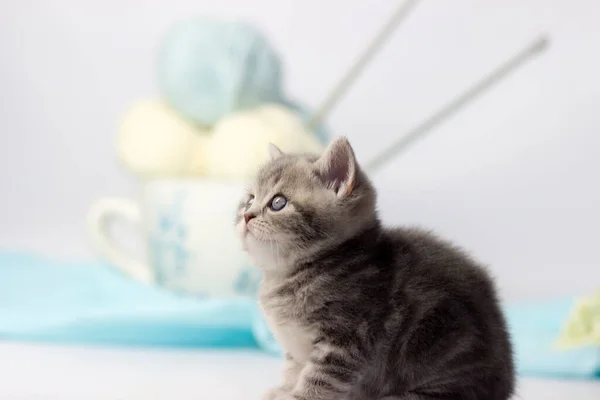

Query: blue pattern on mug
<box><xmin>149</xmin><ymin>189</ymin><xmax>191</xmax><ymax>285</ymax></box>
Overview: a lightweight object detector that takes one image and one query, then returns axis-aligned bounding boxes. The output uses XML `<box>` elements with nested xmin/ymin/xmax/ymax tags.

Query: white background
<box><xmin>1</xmin><ymin>1</ymin><xmax>600</xmax><ymax>398</ymax></box>
<box><xmin>1</xmin><ymin>1</ymin><xmax>599</xmax><ymax>300</ymax></box>
<box><xmin>1</xmin><ymin>342</ymin><xmax>598</xmax><ymax>400</ymax></box>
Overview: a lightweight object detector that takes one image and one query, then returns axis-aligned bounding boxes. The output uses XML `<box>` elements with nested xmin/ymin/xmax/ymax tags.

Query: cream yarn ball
<box><xmin>117</xmin><ymin>99</ymin><xmax>210</xmax><ymax>177</ymax></box>
<box><xmin>206</xmin><ymin>104</ymin><xmax>324</xmax><ymax>181</ymax></box>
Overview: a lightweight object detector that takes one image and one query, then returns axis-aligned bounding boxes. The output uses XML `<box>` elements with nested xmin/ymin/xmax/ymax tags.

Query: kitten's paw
<box><xmin>262</xmin><ymin>387</ymin><xmax>287</xmax><ymax>400</ymax></box>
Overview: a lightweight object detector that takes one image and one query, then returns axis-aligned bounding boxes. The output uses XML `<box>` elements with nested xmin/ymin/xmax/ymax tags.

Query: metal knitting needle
<box><xmin>308</xmin><ymin>0</ymin><xmax>422</xmax><ymax>129</ymax></box>
<box><xmin>364</xmin><ymin>36</ymin><xmax>550</xmax><ymax>173</ymax></box>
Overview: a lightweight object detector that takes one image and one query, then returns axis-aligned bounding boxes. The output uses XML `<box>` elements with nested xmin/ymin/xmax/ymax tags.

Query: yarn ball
<box><xmin>281</xmin><ymin>98</ymin><xmax>330</xmax><ymax>145</ymax></box>
<box><xmin>117</xmin><ymin>99</ymin><xmax>210</xmax><ymax>177</ymax></box>
<box><xmin>158</xmin><ymin>17</ymin><xmax>283</xmax><ymax>126</ymax></box>
<box><xmin>206</xmin><ymin>104</ymin><xmax>324</xmax><ymax>181</ymax></box>
<box><xmin>556</xmin><ymin>290</ymin><xmax>600</xmax><ymax>349</ymax></box>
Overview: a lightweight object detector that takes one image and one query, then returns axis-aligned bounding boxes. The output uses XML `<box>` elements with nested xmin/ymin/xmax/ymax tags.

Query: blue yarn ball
<box><xmin>158</xmin><ymin>17</ymin><xmax>283</xmax><ymax>126</ymax></box>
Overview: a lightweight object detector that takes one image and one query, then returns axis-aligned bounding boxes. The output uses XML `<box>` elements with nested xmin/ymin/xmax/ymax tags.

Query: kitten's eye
<box><xmin>245</xmin><ymin>195</ymin><xmax>255</xmax><ymax>210</ymax></box>
<box><xmin>269</xmin><ymin>195</ymin><xmax>287</xmax><ymax>211</ymax></box>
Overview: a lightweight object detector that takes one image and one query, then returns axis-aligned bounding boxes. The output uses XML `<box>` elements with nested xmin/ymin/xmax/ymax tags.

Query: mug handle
<box><xmin>86</xmin><ymin>197</ymin><xmax>154</xmax><ymax>284</ymax></box>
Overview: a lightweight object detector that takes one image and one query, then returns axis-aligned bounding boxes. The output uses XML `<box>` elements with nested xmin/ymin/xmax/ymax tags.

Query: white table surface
<box><xmin>0</xmin><ymin>341</ymin><xmax>598</xmax><ymax>399</ymax></box>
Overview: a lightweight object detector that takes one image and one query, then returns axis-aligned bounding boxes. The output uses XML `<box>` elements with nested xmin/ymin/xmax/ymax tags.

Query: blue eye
<box><xmin>269</xmin><ymin>195</ymin><xmax>287</xmax><ymax>211</ymax></box>
<box><xmin>245</xmin><ymin>195</ymin><xmax>255</xmax><ymax>210</ymax></box>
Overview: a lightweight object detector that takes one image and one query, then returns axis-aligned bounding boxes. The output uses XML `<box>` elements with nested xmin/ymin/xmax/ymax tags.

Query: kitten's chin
<box><xmin>244</xmin><ymin>238</ymin><xmax>285</xmax><ymax>272</ymax></box>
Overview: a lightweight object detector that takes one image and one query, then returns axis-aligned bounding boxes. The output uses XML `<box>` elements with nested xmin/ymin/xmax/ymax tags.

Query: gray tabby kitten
<box><xmin>235</xmin><ymin>138</ymin><xmax>514</xmax><ymax>400</ymax></box>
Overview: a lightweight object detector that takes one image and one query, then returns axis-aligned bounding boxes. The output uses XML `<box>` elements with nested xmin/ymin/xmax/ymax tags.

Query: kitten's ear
<box><xmin>268</xmin><ymin>143</ymin><xmax>284</xmax><ymax>160</ymax></box>
<box><xmin>316</xmin><ymin>137</ymin><xmax>357</xmax><ymax>197</ymax></box>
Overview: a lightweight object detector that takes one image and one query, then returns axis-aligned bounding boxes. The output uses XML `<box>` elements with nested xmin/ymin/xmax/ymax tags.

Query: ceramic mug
<box><xmin>86</xmin><ymin>179</ymin><xmax>260</xmax><ymax>297</ymax></box>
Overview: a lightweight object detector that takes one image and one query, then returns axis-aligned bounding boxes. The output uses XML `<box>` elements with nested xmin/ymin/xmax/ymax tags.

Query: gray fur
<box><xmin>236</xmin><ymin>138</ymin><xmax>514</xmax><ymax>400</ymax></box>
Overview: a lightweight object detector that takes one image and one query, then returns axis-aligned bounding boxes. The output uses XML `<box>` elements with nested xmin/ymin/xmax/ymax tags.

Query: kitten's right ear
<box><xmin>268</xmin><ymin>143</ymin><xmax>284</xmax><ymax>160</ymax></box>
<box><xmin>316</xmin><ymin>137</ymin><xmax>357</xmax><ymax>198</ymax></box>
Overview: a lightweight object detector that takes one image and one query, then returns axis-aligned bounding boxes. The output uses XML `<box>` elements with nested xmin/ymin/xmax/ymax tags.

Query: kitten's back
<box><xmin>380</xmin><ymin>227</ymin><xmax>515</xmax><ymax>399</ymax></box>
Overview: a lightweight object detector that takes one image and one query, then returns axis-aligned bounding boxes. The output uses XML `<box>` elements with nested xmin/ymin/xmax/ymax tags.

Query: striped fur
<box><xmin>237</xmin><ymin>138</ymin><xmax>514</xmax><ymax>400</ymax></box>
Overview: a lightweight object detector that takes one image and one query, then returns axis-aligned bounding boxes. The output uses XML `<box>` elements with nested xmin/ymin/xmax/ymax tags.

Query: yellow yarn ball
<box><xmin>206</xmin><ymin>104</ymin><xmax>324</xmax><ymax>181</ymax></box>
<box><xmin>556</xmin><ymin>289</ymin><xmax>600</xmax><ymax>349</ymax></box>
<box><xmin>117</xmin><ymin>99</ymin><xmax>210</xmax><ymax>177</ymax></box>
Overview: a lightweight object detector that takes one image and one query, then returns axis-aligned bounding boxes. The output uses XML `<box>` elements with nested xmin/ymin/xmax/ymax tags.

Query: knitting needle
<box><xmin>364</xmin><ymin>36</ymin><xmax>549</xmax><ymax>173</ymax></box>
<box><xmin>308</xmin><ymin>0</ymin><xmax>422</xmax><ymax>129</ymax></box>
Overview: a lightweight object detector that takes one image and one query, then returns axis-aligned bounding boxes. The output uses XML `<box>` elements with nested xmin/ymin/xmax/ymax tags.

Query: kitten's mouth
<box><xmin>242</xmin><ymin>225</ymin><xmax>260</xmax><ymax>243</ymax></box>
<box><xmin>244</xmin><ymin>228</ymin><xmax>274</xmax><ymax>244</ymax></box>
<box><xmin>240</xmin><ymin>221</ymin><xmax>275</xmax><ymax>244</ymax></box>
<box><xmin>236</xmin><ymin>220</ymin><xmax>253</xmax><ymax>247</ymax></box>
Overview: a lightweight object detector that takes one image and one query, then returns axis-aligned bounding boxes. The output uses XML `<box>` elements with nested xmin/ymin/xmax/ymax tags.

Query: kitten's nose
<box><xmin>244</xmin><ymin>212</ymin><xmax>256</xmax><ymax>224</ymax></box>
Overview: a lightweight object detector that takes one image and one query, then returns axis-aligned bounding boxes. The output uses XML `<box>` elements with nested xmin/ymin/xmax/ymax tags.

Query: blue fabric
<box><xmin>158</xmin><ymin>17</ymin><xmax>283</xmax><ymax>126</ymax></box>
<box><xmin>506</xmin><ymin>298</ymin><xmax>600</xmax><ymax>378</ymax></box>
<box><xmin>0</xmin><ymin>252</ymin><xmax>257</xmax><ymax>348</ymax></box>
<box><xmin>0</xmin><ymin>251</ymin><xmax>597</xmax><ymax>378</ymax></box>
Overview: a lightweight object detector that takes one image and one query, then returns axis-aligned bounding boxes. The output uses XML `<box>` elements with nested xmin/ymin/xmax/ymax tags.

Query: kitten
<box><xmin>235</xmin><ymin>138</ymin><xmax>514</xmax><ymax>400</ymax></box>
